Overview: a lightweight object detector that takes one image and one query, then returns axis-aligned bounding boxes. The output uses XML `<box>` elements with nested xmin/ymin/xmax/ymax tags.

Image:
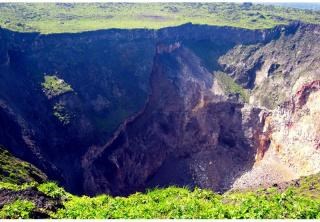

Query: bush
<box><xmin>52</xmin><ymin>186</ymin><xmax>320</xmax><ymax>219</ymax></box>
<box><xmin>53</xmin><ymin>195</ymin><xmax>111</xmax><ymax>219</ymax></box>
<box><xmin>0</xmin><ymin>200</ymin><xmax>35</xmax><ymax>219</ymax></box>
<box><xmin>37</xmin><ymin>182</ymin><xmax>69</xmax><ymax>199</ymax></box>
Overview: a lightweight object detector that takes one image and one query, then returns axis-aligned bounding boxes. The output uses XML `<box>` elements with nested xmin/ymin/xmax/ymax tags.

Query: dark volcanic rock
<box><xmin>0</xmin><ymin>188</ymin><xmax>62</xmax><ymax>218</ymax></box>
<box><xmin>0</xmin><ymin>22</ymin><xmax>319</xmax><ymax>196</ymax></box>
<box><xmin>82</xmin><ymin>45</ymin><xmax>264</xmax><ymax>195</ymax></box>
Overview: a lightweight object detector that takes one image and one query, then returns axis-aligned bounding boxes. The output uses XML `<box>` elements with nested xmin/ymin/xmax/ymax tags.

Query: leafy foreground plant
<box><xmin>50</xmin><ymin>186</ymin><xmax>320</xmax><ymax>219</ymax></box>
<box><xmin>37</xmin><ymin>182</ymin><xmax>70</xmax><ymax>199</ymax></box>
<box><xmin>1</xmin><ymin>180</ymin><xmax>320</xmax><ymax>219</ymax></box>
<box><xmin>1</xmin><ymin>146</ymin><xmax>320</xmax><ymax>219</ymax></box>
<box><xmin>0</xmin><ymin>200</ymin><xmax>35</xmax><ymax>219</ymax></box>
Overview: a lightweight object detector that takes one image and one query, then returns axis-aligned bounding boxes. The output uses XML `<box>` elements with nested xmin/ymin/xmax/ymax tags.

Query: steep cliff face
<box><xmin>0</xmin><ymin>23</ymin><xmax>277</xmax><ymax>195</ymax></box>
<box><xmin>0</xmin><ymin>28</ymin><xmax>156</xmax><ymax>193</ymax></box>
<box><xmin>233</xmin><ymin>81</ymin><xmax>320</xmax><ymax>189</ymax></box>
<box><xmin>82</xmin><ymin>44</ymin><xmax>266</xmax><ymax>195</ymax></box>
<box><xmin>219</xmin><ymin>23</ymin><xmax>320</xmax><ymax>109</ymax></box>
<box><xmin>0</xmin><ymin>22</ymin><xmax>319</xmax><ymax>196</ymax></box>
<box><xmin>217</xmin><ymin>23</ymin><xmax>320</xmax><ymax>190</ymax></box>
<box><xmin>270</xmin><ymin>81</ymin><xmax>320</xmax><ymax>176</ymax></box>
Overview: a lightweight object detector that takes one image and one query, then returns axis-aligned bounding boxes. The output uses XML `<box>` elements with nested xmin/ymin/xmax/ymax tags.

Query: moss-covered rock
<box><xmin>41</xmin><ymin>75</ymin><xmax>73</xmax><ymax>99</ymax></box>
<box><xmin>215</xmin><ymin>71</ymin><xmax>249</xmax><ymax>103</ymax></box>
<box><xmin>0</xmin><ymin>146</ymin><xmax>47</xmax><ymax>185</ymax></box>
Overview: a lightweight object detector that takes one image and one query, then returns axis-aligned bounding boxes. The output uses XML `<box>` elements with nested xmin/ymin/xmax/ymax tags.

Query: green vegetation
<box><xmin>50</xmin><ymin>185</ymin><xmax>320</xmax><ymax>219</ymax></box>
<box><xmin>53</xmin><ymin>103</ymin><xmax>72</xmax><ymax>125</ymax></box>
<box><xmin>1</xmin><ymin>173</ymin><xmax>320</xmax><ymax>218</ymax></box>
<box><xmin>1</xmin><ymin>146</ymin><xmax>320</xmax><ymax>219</ymax></box>
<box><xmin>215</xmin><ymin>71</ymin><xmax>250</xmax><ymax>102</ymax></box>
<box><xmin>0</xmin><ymin>181</ymin><xmax>36</xmax><ymax>191</ymax></box>
<box><xmin>41</xmin><ymin>75</ymin><xmax>73</xmax><ymax>99</ymax></box>
<box><xmin>224</xmin><ymin>188</ymin><xmax>320</xmax><ymax>219</ymax></box>
<box><xmin>0</xmin><ymin>146</ymin><xmax>47</xmax><ymax>185</ymax></box>
<box><xmin>291</xmin><ymin>174</ymin><xmax>320</xmax><ymax>199</ymax></box>
<box><xmin>3</xmin><ymin>171</ymin><xmax>320</xmax><ymax>219</ymax></box>
<box><xmin>37</xmin><ymin>182</ymin><xmax>69</xmax><ymax>199</ymax></box>
<box><xmin>0</xmin><ymin>3</ymin><xmax>319</xmax><ymax>34</ymax></box>
<box><xmin>0</xmin><ymin>200</ymin><xmax>36</xmax><ymax>219</ymax></box>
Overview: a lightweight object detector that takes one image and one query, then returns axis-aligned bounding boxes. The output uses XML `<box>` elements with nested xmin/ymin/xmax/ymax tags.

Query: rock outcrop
<box><xmin>233</xmin><ymin>80</ymin><xmax>320</xmax><ymax>189</ymax></box>
<box><xmin>82</xmin><ymin>44</ymin><xmax>265</xmax><ymax>195</ymax></box>
<box><xmin>219</xmin><ymin>23</ymin><xmax>320</xmax><ymax>109</ymax></box>
<box><xmin>0</xmin><ymin>22</ymin><xmax>319</xmax><ymax>196</ymax></box>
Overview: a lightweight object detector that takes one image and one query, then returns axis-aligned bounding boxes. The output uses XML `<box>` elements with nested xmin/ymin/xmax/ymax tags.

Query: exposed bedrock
<box><xmin>233</xmin><ymin>80</ymin><xmax>320</xmax><ymax>189</ymax></box>
<box><xmin>219</xmin><ymin>22</ymin><xmax>320</xmax><ymax>109</ymax></box>
<box><xmin>0</xmin><ymin>22</ymin><xmax>320</xmax><ymax>195</ymax></box>
<box><xmin>82</xmin><ymin>45</ymin><xmax>265</xmax><ymax>195</ymax></box>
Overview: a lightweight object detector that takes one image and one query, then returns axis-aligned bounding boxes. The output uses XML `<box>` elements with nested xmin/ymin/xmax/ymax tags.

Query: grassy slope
<box><xmin>215</xmin><ymin>71</ymin><xmax>249</xmax><ymax>102</ymax></box>
<box><xmin>1</xmin><ymin>2</ymin><xmax>320</xmax><ymax>219</ymax></box>
<box><xmin>1</xmin><ymin>175</ymin><xmax>320</xmax><ymax>219</ymax></box>
<box><xmin>0</xmin><ymin>3</ymin><xmax>319</xmax><ymax>33</ymax></box>
<box><xmin>0</xmin><ymin>146</ymin><xmax>47</xmax><ymax>186</ymax></box>
<box><xmin>1</xmin><ymin>147</ymin><xmax>320</xmax><ymax>219</ymax></box>
<box><xmin>52</xmin><ymin>179</ymin><xmax>320</xmax><ymax>219</ymax></box>
<box><xmin>41</xmin><ymin>75</ymin><xmax>73</xmax><ymax>98</ymax></box>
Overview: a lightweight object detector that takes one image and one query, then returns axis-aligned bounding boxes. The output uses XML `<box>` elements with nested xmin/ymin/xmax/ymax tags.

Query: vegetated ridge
<box><xmin>0</xmin><ymin>4</ymin><xmax>320</xmax><ymax>219</ymax></box>
<box><xmin>0</xmin><ymin>21</ymin><xmax>320</xmax><ymax>198</ymax></box>
<box><xmin>0</xmin><ymin>3</ymin><xmax>320</xmax><ymax>33</ymax></box>
<box><xmin>0</xmin><ymin>146</ymin><xmax>320</xmax><ymax>219</ymax></box>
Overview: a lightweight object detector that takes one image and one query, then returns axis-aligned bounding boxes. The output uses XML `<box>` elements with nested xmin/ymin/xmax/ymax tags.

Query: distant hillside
<box><xmin>0</xmin><ymin>3</ymin><xmax>320</xmax><ymax>33</ymax></box>
<box><xmin>264</xmin><ymin>3</ymin><xmax>320</xmax><ymax>11</ymax></box>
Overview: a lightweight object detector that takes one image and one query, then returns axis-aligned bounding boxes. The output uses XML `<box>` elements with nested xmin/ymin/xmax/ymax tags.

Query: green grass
<box><xmin>215</xmin><ymin>71</ymin><xmax>250</xmax><ymax>103</ymax></box>
<box><xmin>41</xmin><ymin>75</ymin><xmax>73</xmax><ymax>99</ymax></box>
<box><xmin>1</xmin><ymin>180</ymin><xmax>320</xmax><ymax>219</ymax></box>
<box><xmin>1</xmin><ymin>172</ymin><xmax>320</xmax><ymax>218</ymax></box>
<box><xmin>1</xmin><ymin>146</ymin><xmax>320</xmax><ymax>219</ymax></box>
<box><xmin>292</xmin><ymin>174</ymin><xmax>320</xmax><ymax>199</ymax></box>
<box><xmin>50</xmin><ymin>182</ymin><xmax>320</xmax><ymax>219</ymax></box>
<box><xmin>0</xmin><ymin>181</ymin><xmax>37</xmax><ymax>191</ymax></box>
<box><xmin>0</xmin><ymin>3</ymin><xmax>319</xmax><ymax>33</ymax></box>
<box><xmin>0</xmin><ymin>146</ymin><xmax>47</xmax><ymax>185</ymax></box>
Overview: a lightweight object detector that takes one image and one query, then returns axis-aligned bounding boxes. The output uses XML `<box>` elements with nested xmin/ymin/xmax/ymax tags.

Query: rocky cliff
<box><xmin>219</xmin><ymin>23</ymin><xmax>320</xmax><ymax>109</ymax></box>
<box><xmin>82</xmin><ymin>44</ymin><xmax>264</xmax><ymax>195</ymax></box>
<box><xmin>0</xmin><ymin>22</ymin><xmax>319</xmax><ymax>196</ymax></box>
<box><xmin>233</xmin><ymin>80</ymin><xmax>320</xmax><ymax>189</ymax></box>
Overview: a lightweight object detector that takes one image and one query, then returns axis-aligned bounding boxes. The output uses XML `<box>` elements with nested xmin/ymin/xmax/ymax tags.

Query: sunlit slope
<box><xmin>0</xmin><ymin>3</ymin><xmax>320</xmax><ymax>33</ymax></box>
<box><xmin>1</xmin><ymin>147</ymin><xmax>320</xmax><ymax>219</ymax></box>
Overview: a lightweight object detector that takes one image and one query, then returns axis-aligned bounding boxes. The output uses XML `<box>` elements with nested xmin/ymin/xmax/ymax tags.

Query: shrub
<box><xmin>52</xmin><ymin>185</ymin><xmax>320</xmax><ymax>219</ymax></box>
<box><xmin>0</xmin><ymin>200</ymin><xmax>35</xmax><ymax>219</ymax></box>
<box><xmin>52</xmin><ymin>195</ymin><xmax>111</xmax><ymax>219</ymax></box>
<box><xmin>37</xmin><ymin>182</ymin><xmax>69</xmax><ymax>199</ymax></box>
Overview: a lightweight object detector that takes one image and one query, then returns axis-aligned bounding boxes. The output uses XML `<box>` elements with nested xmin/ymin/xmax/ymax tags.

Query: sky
<box><xmin>0</xmin><ymin>0</ymin><xmax>320</xmax><ymax>3</ymax></box>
